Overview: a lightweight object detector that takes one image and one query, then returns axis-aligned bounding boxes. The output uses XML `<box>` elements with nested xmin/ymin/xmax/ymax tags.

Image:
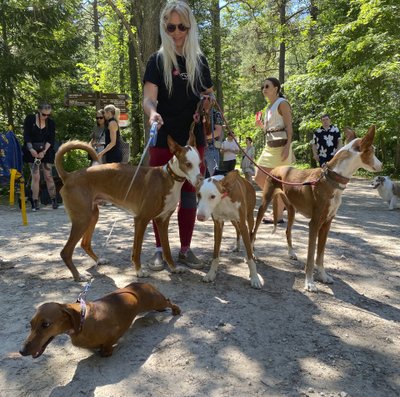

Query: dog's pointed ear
<box><xmin>221</xmin><ymin>170</ymin><xmax>240</xmax><ymax>192</ymax></box>
<box><xmin>167</xmin><ymin>135</ymin><xmax>182</xmax><ymax>155</ymax></box>
<box><xmin>187</xmin><ymin>128</ymin><xmax>197</xmax><ymax>147</ymax></box>
<box><xmin>62</xmin><ymin>304</ymin><xmax>81</xmax><ymax>334</ymax></box>
<box><xmin>360</xmin><ymin>125</ymin><xmax>375</xmax><ymax>149</ymax></box>
<box><xmin>195</xmin><ymin>175</ymin><xmax>204</xmax><ymax>191</ymax></box>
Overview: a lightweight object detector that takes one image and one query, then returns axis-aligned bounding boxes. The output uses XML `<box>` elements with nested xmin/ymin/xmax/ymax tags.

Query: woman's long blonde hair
<box><xmin>158</xmin><ymin>1</ymin><xmax>205</xmax><ymax>96</ymax></box>
<box><xmin>104</xmin><ymin>104</ymin><xmax>120</xmax><ymax>122</ymax></box>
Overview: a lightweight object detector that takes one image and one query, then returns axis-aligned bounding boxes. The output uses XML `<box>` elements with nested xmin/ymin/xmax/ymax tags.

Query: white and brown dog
<box><xmin>371</xmin><ymin>176</ymin><xmax>400</xmax><ymax>210</ymax></box>
<box><xmin>196</xmin><ymin>170</ymin><xmax>262</xmax><ymax>289</ymax></box>
<box><xmin>55</xmin><ymin>134</ymin><xmax>202</xmax><ymax>281</ymax></box>
<box><xmin>251</xmin><ymin>126</ymin><xmax>382</xmax><ymax>292</ymax></box>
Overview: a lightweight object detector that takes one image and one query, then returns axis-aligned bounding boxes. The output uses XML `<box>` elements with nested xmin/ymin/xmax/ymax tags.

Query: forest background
<box><xmin>0</xmin><ymin>0</ymin><xmax>399</xmax><ymax>173</ymax></box>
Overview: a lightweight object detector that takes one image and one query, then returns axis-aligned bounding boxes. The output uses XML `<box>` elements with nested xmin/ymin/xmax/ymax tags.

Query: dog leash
<box><xmin>76</xmin><ymin>279</ymin><xmax>92</xmax><ymax>331</ymax></box>
<box><xmin>209</xmin><ymin>98</ymin><xmax>322</xmax><ymax>187</ymax></box>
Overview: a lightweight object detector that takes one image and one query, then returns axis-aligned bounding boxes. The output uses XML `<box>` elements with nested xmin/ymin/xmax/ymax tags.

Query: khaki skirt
<box><xmin>257</xmin><ymin>143</ymin><xmax>295</xmax><ymax>168</ymax></box>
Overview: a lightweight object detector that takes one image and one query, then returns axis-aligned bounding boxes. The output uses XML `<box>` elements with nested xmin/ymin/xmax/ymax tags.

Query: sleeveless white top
<box><xmin>264</xmin><ymin>97</ymin><xmax>287</xmax><ymax>141</ymax></box>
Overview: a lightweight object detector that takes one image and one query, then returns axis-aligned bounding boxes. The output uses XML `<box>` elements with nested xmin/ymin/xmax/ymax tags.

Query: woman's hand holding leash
<box><xmin>149</xmin><ymin>113</ymin><xmax>164</xmax><ymax>129</ymax></box>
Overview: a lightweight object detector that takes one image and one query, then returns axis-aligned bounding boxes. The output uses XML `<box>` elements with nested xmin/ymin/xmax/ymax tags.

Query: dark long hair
<box><xmin>261</xmin><ymin>77</ymin><xmax>285</xmax><ymax>98</ymax></box>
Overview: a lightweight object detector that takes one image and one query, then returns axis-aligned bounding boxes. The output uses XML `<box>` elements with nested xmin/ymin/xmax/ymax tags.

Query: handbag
<box><xmin>120</xmin><ymin>137</ymin><xmax>130</xmax><ymax>163</ymax></box>
<box><xmin>32</xmin><ymin>142</ymin><xmax>45</xmax><ymax>152</ymax></box>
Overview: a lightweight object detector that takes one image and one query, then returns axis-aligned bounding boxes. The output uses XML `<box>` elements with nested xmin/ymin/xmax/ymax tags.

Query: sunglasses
<box><xmin>166</xmin><ymin>23</ymin><xmax>189</xmax><ymax>33</ymax></box>
<box><xmin>96</xmin><ymin>116</ymin><xmax>104</xmax><ymax>120</ymax></box>
<box><xmin>41</xmin><ymin>113</ymin><xmax>51</xmax><ymax>117</ymax></box>
<box><xmin>263</xmin><ymin>84</ymin><xmax>271</xmax><ymax>89</ymax></box>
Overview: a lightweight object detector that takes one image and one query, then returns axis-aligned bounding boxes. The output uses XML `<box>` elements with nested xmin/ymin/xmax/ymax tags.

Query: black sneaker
<box><xmin>51</xmin><ymin>198</ymin><xmax>59</xmax><ymax>209</ymax></box>
<box><xmin>33</xmin><ymin>200</ymin><xmax>40</xmax><ymax>211</ymax></box>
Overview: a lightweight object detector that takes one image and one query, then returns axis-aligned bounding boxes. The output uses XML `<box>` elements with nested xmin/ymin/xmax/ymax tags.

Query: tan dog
<box><xmin>55</xmin><ymin>134</ymin><xmax>202</xmax><ymax>281</ymax></box>
<box><xmin>19</xmin><ymin>282</ymin><xmax>180</xmax><ymax>358</ymax></box>
<box><xmin>252</xmin><ymin>126</ymin><xmax>382</xmax><ymax>292</ymax></box>
<box><xmin>196</xmin><ymin>170</ymin><xmax>262</xmax><ymax>288</ymax></box>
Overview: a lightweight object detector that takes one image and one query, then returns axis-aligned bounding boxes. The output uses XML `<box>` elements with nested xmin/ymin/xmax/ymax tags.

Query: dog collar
<box><xmin>166</xmin><ymin>162</ymin><xmax>186</xmax><ymax>183</ymax></box>
<box><xmin>324</xmin><ymin>167</ymin><xmax>350</xmax><ymax>190</ymax></box>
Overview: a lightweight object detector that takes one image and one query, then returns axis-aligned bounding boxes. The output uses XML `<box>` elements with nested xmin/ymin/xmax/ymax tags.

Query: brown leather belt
<box><xmin>267</xmin><ymin>139</ymin><xmax>287</xmax><ymax>148</ymax></box>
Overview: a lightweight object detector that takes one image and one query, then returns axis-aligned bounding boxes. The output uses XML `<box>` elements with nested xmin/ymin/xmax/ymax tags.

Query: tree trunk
<box><xmin>210</xmin><ymin>0</ymin><xmax>223</xmax><ymax>109</ymax></box>
<box><xmin>128</xmin><ymin>9</ymin><xmax>142</xmax><ymax>159</ymax></box>
<box><xmin>129</xmin><ymin>0</ymin><xmax>165</xmax><ymax>164</ymax></box>
<box><xmin>93</xmin><ymin>0</ymin><xmax>100</xmax><ymax>52</ymax></box>
<box><xmin>278</xmin><ymin>0</ymin><xmax>286</xmax><ymax>85</ymax></box>
<box><xmin>0</xmin><ymin>8</ymin><xmax>14</xmax><ymax>126</ymax></box>
<box><xmin>395</xmin><ymin>134</ymin><xmax>400</xmax><ymax>173</ymax></box>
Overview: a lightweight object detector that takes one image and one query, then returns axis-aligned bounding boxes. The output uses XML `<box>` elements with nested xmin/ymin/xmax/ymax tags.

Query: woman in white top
<box><xmin>241</xmin><ymin>136</ymin><xmax>255</xmax><ymax>182</ymax></box>
<box><xmin>255</xmin><ymin>77</ymin><xmax>294</xmax><ymax>223</ymax></box>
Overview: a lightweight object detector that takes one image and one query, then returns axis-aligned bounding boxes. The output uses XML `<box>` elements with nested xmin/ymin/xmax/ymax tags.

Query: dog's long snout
<box><xmin>197</xmin><ymin>213</ymin><xmax>206</xmax><ymax>222</ymax></box>
<box><xmin>19</xmin><ymin>346</ymin><xmax>29</xmax><ymax>356</ymax></box>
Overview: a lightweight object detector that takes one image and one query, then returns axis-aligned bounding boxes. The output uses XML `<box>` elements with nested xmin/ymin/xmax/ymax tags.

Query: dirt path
<box><xmin>0</xmin><ymin>178</ymin><xmax>399</xmax><ymax>397</ymax></box>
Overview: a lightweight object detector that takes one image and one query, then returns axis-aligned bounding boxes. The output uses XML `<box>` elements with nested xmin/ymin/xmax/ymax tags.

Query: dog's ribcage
<box><xmin>212</xmin><ymin>199</ymin><xmax>241</xmax><ymax>222</ymax></box>
<box><xmin>158</xmin><ymin>184</ymin><xmax>182</xmax><ymax>220</ymax></box>
<box><xmin>326</xmin><ymin>192</ymin><xmax>343</xmax><ymax>219</ymax></box>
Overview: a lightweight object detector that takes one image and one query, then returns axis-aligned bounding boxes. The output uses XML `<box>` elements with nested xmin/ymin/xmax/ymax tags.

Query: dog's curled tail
<box><xmin>55</xmin><ymin>140</ymin><xmax>98</xmax><ymax>182</ymax></box>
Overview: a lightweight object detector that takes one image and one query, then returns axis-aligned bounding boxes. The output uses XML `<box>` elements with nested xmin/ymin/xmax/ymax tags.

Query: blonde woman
<box><xmin>143</xmin><ymin>0</ymin><xmax>213</xmax><ymax>270</ymax></box>
<box><xmin>98</xmin><ymin>104</ymin><xmax>122</xmax><ymax>163</ymax></box>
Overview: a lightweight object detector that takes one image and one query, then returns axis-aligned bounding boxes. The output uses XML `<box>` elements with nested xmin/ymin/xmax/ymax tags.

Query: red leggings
<box><xmin>149</xmin><ymin>145</ymin><xmax>205</xmax><ymax>250</ymax></box>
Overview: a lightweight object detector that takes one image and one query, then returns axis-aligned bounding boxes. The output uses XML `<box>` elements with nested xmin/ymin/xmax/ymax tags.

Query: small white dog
<box><xmin>371</xmin><ymin>176</ymin><xmax>400</xmax><ymax>210</ymax></box>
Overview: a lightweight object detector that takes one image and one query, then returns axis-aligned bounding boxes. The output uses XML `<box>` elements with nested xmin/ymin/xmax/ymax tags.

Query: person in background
<box><xmin>90</xmin><ymin>109</ymin><xmax>106</xmax><ymax>164</ymax></box>
<box><xmin>221</xmin><ymin>132</ymin><xmax>239</xmax><ymax>173</ymax></box>
<box><xmin>203</xmin><ymin>97</ymin><xmax>223</xmax><ymax>177</ymax></box>
<box><xmin>241</xmin><ymin>136</ymin><xmax>255</xmax><ymax>183</ymax></box>
<box><xmin>312</xmin><ymin>114</ymin><xmax>342</xmax><ymax>167</ymax></box>
<box><xmin>344</xmin><ymin>126</ymin><xmax>356</xmax><ymax>144</ymax></box>
<box><xmin>142</xmin><ymin>0</ymin><xmax>213</xmax><ymax>271</ymax></box>
<box><xmin>23</xmin><ymin>103</ymin><xmax>58</xmax><ymax>211</ymax></box>
<box><xmin>98</xmin><ymin>104</ymin><xmax>123</xmax><ymax>164</ymax></box>
<box><xmin>255</xmin><ymin>77</ymin><xmax>295</xmax><ymax>224</ymax></box>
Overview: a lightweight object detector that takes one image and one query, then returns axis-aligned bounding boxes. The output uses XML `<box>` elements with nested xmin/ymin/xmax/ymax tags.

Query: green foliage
<box><xmin>62</xmin><ymin>149</ymin><xmax>91</xmax><ymax>173</ymax></box>
<box><xmin>1</xmin><ymin>0</ymin><xmax>399</xmax><ymax>175</ymax></box>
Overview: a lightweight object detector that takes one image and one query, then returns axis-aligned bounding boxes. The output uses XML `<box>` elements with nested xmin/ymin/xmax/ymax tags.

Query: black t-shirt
<box><xmin>104</xmin><ymin>117</ymin><xmax>122</xmax><ymax>163</ymax></box>
<box><xmin>23</xmin><ymin>113</ymin><xmax>56</xmax><ymax>163</ymax></box>
<box><xmin>143</xmin><ymin>52</ymin><xmax>213</xmax><ymax>147</ymax></box>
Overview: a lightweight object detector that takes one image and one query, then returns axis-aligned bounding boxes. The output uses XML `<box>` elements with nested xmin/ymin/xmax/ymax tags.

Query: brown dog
<box><xmin>55</xmin><ymin>134</ymin><xmax>202</xmax><ymax>281</ymax></box>
<box><xmin>196</xmin><ymin>170</ymin><xmax>262</xmax><ymax>288</ymax></box>
<box><xmin>252</xmin><ymin>126</ymin><xmax>382</xmax><ymax>292</ymax></box>
<box><xmin>20</xmin><ymin>282</ymin><xmax>181</xmax><ymax>358</ymax></box>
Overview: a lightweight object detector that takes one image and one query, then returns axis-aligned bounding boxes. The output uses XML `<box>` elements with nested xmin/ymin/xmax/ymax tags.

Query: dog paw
<box><xmin>305</xmin><ymin>281</ymin><xmax>318</xmax><ymax>292</ymax></box>
<box><xmin>250</xmin><ymin>275</ymin><xmax>263</xmax><ymax>289</ymax></box>
<box><xmin>288</xmin><ymin>249</ymin><xmax>297</xmax><ymax>260</ymax></box>
<box><xmin>171</xmin><ymin>266</ymin><xmax>186</xmax><ymax>274</ymax></box>
<box><xmin>136</xmin><ymin>269</ymin><xmax>149</xmax><ymax>278</ymax></box>
<box><xmin>75</xmin><ymin>272</ymin><xmax>91</xmax><ymax>282</ymax></box>
<box><xmin>203</xmin><ymin>271</ymin><xmax>216</xmax><ymax>283</ymax></box>
<box><xmin>315</xmin><ymin>269</ymin><xmax>333</xmax><ymax>284</ymax></box>
<box><xmin>317</xmin><ymin>274</ymin><xmax>334</xmax><ymax>284</ymax></box>
<box><xmin>97</xmin><ymin>257</ymin><xmax>109</xmax><ymax>265</ymax></box>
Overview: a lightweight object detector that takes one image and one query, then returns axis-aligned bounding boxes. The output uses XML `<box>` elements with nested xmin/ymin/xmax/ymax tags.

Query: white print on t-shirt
<box><xmin>172</xmin><ymin>68</ymin><xmax>188</xmax><ymax>80</ymax></box>
<box><xmin>318</xmin><ymin>146</ymin><xmax>328</xmax><ymax>159</ymax></box>
<box><xmin>323</xmin><ymin>134</ymin><xmax>335</xmax><ymax>147</ymax></box>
